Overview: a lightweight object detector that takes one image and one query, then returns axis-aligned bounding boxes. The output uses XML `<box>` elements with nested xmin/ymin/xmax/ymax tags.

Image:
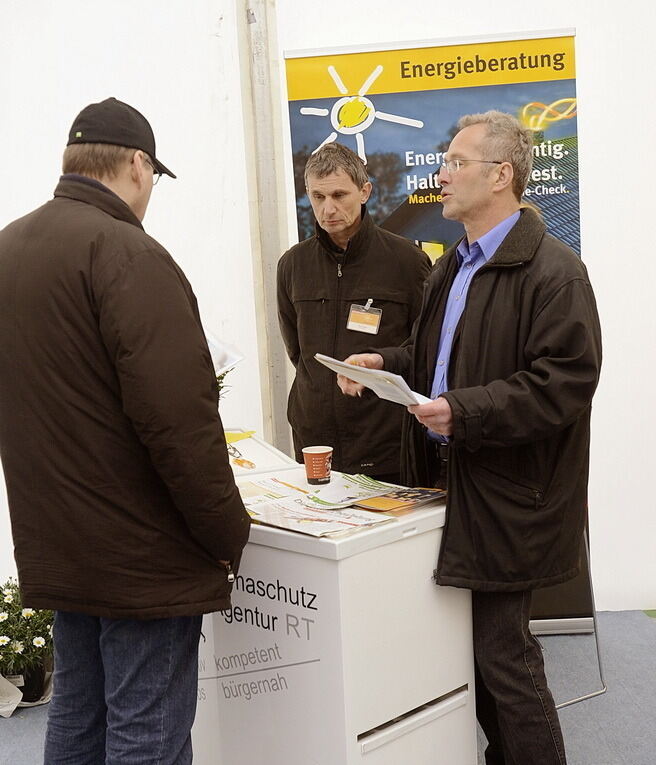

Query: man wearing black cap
<box><xmin>0</xmin><ymin>98</ymin><xmax>250</xmax><ymax>763</ymax></box>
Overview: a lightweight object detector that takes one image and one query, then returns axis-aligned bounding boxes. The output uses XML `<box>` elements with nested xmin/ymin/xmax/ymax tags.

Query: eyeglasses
<box><xmin>143</xmin><ymin>156</ymin><xmax>161</xmax><ymax>185</ymax></box>
<box><xmin>440</xmin><ymin>158</ymin><xmax>503</xmax><ymax>174</ymax></box>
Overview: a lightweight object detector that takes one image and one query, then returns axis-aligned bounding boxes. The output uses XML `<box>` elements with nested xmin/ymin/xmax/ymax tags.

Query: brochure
<box><xmin>223</xmin><ymin>432</ymin><xmax>297</xmax><ymax>476</ymax></box>
<box><xmin>238</xmin><ymin>479</ymin><xmax>395</xmax><ymax>537</ymax></box>
<box><xmin>301</xmin><ymin>472</ymin><xmax>400</xmax><ymax>510</ymax></box>
<box><xmin>354</xmin><ymin>487</ymin><xmax>446</xmax><ymax>512</ymax></box>
<box><xmin>314</xmin><ymin>353</ymin><xmax>431</xmax><ymax>406</ymax></box>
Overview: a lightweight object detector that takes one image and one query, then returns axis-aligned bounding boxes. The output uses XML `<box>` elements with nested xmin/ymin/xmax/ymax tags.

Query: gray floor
<box><xmin>476</xmin><ymin>610</ymin><xmax>656</xmax><ymax>765</ymax></box>
<box><xmin>520</xmin><ymin>610</ymin><xmax>656</xmax><ymax>765</ymax></box>
<box><xmin>1</xmin><ymin>611</ymin><xmax>654</xmax><ymax>765</ymax></box>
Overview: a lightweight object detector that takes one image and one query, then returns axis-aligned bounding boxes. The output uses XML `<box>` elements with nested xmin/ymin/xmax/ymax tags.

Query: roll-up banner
<box><xmin>285</xmin><ymin>30</ymin><xmax>579</xmax><ymax>262</ymax></box>
<box><xmin>284</xmin><ymin>31</ymin><xmax>592</xmax><ymax>632</ymax></box>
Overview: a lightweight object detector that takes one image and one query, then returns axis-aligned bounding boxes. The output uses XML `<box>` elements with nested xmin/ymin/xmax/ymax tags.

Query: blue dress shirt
<box><xmin>428</xmin><ymin>211</ymin><xmax>521</xmax><ymax>440</ymax></box>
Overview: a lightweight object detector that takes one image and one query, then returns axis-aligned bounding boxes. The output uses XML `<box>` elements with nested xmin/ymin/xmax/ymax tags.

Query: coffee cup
<box><xmin>302</xmin><ymin>446</ymin><xmax>333</xmax><ymax>485</ymax></box>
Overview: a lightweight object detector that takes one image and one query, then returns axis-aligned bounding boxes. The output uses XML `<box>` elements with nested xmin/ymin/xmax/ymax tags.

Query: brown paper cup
<box><xmin>302</xmin><ymin>446</ymin><xmax>333</xmax><ymax>485</ymax></box>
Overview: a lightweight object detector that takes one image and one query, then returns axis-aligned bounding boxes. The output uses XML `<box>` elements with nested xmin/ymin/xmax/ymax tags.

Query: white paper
<box><xmin>205</xmin><ymin>333</ymin><xmax>244</xmax><ymax>376</ymax></box>
<box><xmin>224</xmin><ymin>433</ymin><xmax>296</xmax><ymax>476</ymax></box>
<box><xmin>238</xmin><ymin>473</ymin><xmax>396</xmax><ymax>536</ymax></box>
<box><xmin>242</xmin><ymin>495</ymin><xmax>394</xmax><ymax>537</ymax></box>
<box><xmin>302</xmin><ymin>473</ymin><xmax>399</xmax><ymax>510</ymax></box>
<box><xmin>0</xmin><ymin>673</ymin><xmax>22</xmax><ymax>718</ymax></box>
<box><xmin>314</xmin><ymin>353</ymin><xmax>431</xmax><ymax>406</ymax></box>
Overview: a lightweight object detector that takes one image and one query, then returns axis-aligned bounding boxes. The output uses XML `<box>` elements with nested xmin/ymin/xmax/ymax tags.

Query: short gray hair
<box><xmin>457</xmin><ymin>111</ymin><xmax>533</xmax><ymax>200</ymax></box>
<box><xmin>304</xmin><ymin>143</ymin><xmax>369</xmax><ymax>189</ymax></box>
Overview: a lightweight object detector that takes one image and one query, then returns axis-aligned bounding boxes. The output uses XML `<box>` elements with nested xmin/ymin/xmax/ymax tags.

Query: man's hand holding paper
<box><xmin>334</xmin><ymin>352</ymin><xmax>453</xmax><ymax>435</ymax></box>
<box><xmin>408</xmin><ymin>398</ymin><xmax>454</xmax><ymax>437</ymax></box>
<box><xmin>316</xmin><ymin>352</ymin><xmax>430</xmax><ymax>407</ymax></box>
<box><xmin>336</xmin><ymin>353</ymin><xmax>384</xmax><ymax>397</ymax></box>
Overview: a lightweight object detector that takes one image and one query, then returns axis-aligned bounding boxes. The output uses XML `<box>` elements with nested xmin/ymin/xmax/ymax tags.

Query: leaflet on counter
<box><xmin>354</xmin><ymin>486</ymin><xmax>446</xmax><ymax>512</ymax></box>
<box><xmin>223</xmin><ymin>431</ymin><xmax>297</xmax><ymax>476</ymax></box>
<box><xmin>238</xmin><ymin>475</ymin><xmax>396</xmax><ymax>537</ymax></box>
<box><xmin>241</xmin><ymin>494</ymin><xmax>395</xmax><ymax>537</ymax></box>
<box><xmin>314</xmin><ymin>353</ymin><xmax>431</xmax><ymax>407</ymax></box>
<box><xmin>301</xmin><ymin>472</ymin><xmax>400</xmax><ymax>510</ymax></box>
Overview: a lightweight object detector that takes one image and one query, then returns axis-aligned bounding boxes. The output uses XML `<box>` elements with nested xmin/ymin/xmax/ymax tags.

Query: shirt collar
<box><xmin>315</xmin><ymin>205</ymin><xmax>372</xmax><ymax>256</ymax></box>
<box><xmin>456</xmin><ymin>210</ymin><xmax>521</xmax><ymax>266</ymax></box>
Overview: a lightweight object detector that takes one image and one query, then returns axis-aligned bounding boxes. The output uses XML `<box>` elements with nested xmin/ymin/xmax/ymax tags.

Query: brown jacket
<box><xmin>381</xmin><ymin>208</ymin><xmax>602</xmax><ymax>591</ymax></box>
<box><xmin>277</xmin><ymin>209</ymin><xmax>431</xmax><ymax>475</ymax></box>
<box><xmin>0</xmin><ymin>177</ymin><xmax>250</xmax><ymax>619</ymax></box>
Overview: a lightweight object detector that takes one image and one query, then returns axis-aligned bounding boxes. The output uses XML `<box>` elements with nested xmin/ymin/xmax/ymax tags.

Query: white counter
<box><xmin>193</xmin><ymin>444</ymin><xmax>476</xmax><ymax>765</ymax></box>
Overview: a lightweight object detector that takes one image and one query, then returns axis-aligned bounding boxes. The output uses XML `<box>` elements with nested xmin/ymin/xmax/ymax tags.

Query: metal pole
<box><xmin>235</xmin><ymin>0</ymin><xmax>293</xmax><ymax>454</ymax></box>
<box><xmin>555</xmin><ymin>530</ymin><xmax>608</xmax><ymax>709</ymax></box>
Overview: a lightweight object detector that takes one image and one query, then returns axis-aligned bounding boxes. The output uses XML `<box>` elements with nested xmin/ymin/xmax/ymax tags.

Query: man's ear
<box><xmin>361</xmin><ymin>181</ymin><xmax>373</xmax><ymax>204</ymax></box>
<box><xmin>493</xmin><ymin>162</ymin><xmax>514</xmax><ymax>194</ymax></box>
<box><xmin>130</xmin><ymin>150</ymin><xmax>145</xmax><ymax>187</ymax></box>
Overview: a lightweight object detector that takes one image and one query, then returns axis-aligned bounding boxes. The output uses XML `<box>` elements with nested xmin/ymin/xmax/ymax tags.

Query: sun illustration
<box><xmin>299</xmin><ymin>64</ymin><xmax>424</xmax><ymax>163</ymax></box>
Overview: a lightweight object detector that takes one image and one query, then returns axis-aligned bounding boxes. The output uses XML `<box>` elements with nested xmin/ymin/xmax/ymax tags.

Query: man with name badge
<box><xmin>0</xmin><ymin>98</ymin><xmax>251</xmax><ymax>764</ymax></box>
<box><xmin>277</xmin><ymin>142</ymin><xmax>431</xmax><ymax>483</ymax></box>
<box><xmin>337</xmin><ymin>111</ymin><xmax>602</xmax><ymax>764</ymax></box>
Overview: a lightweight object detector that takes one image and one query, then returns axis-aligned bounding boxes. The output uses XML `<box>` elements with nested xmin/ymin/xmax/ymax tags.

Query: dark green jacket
<box><xmin>0</xmin><ymin>178</ymin><xmax>250</xmax><ymax>618</ymax></box>
<box><xmin>277</xmin><ymin>209</ymin><xmax>431</xmax><ymax>475</ymax></box>
<box><xmin>382</xmin><ymin>208</ymin><xmax>602</xmax><ymax>591</ymax></box>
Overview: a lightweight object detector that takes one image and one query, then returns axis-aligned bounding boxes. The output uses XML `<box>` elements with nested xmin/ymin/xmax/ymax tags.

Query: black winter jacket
<box><xmin>381</xmin><ymin>208</ymin><xmax>602</xmax><ymax>591</ymax></box>
<box><xmin>0</xmin><ymin>177</ymin><xmax>251</xmax><ymax>618</ymax></box>
<box><xmin>277</xmin><ymin>209</ymin><xmax>431</xmax><ymax>475</ymax></box>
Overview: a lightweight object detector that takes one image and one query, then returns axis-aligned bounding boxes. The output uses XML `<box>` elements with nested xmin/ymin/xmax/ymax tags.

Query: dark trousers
<box><xmin>45</xmin><ymin>611</ymin><xmax>203</xmax><ymax>765</ymax></box>
<box><xmin>473</xmin><ymin>590</ymin><xmax>567</xmax><ymax>765</ymax></box>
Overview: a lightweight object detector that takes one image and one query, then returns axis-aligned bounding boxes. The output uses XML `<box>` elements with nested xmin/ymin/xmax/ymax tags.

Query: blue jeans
<box><xmin>44</xmin><ymin>611</ymin><xmax>203</xmax><ymax>765</ymax></box>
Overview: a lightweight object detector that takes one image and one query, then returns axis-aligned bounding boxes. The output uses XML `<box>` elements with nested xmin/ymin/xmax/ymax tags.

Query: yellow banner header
<box><xmin>286</xmin><ymin>36</ymin><xmax>575</xmax><ymax>101</ymax></box>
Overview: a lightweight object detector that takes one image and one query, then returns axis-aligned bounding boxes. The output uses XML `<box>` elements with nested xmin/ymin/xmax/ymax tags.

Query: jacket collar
<box><xmin>445</xmin><ymin>207</ymin><xmax>546</xmax><ymax>268</ymax></box>
<box><xmin>314</xmin><ymin>205</ymin><xmax>372</xmax><ymax>258</ymax></box>
<box><xmin>53</xmin><ymin>176</ymin><xmax>144</xmax><ymax>230</ymax></box>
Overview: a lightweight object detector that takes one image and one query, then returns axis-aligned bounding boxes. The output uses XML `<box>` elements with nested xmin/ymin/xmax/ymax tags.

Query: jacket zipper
<box><xmin>331</xmin><ymin>252</ymin><xmax>347</xmax><ymax>466</ymax></box>
<box><xmin>225</xmin><ymin>562</ymin><xmax>235</xmax><ymax>583</ymax></box>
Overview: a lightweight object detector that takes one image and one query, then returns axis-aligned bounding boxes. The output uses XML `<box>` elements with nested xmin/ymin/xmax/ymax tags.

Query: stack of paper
<box><xmin>302</xmin><ymin>473</ymin><xmax>400</xmax><ymax>510</ymax></box>
<box><xmin>238</xmin><ymin>475</ymin><xmax>396</xmax><ymax>537</ymax></box>
<box><xmin>355</xmin><ymin>487</ymin><xmax>446</xmax><ymax>512</ymax></box>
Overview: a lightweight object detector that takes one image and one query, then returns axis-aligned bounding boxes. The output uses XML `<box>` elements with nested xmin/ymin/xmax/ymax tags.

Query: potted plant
<box><xmin>216</xmin><ymin>368</ymin><xmax>233</xmax><ymax>400</ymax></box>
<box><xmin>205</xmin><ymin>333</ymin><xmax>242</xmax><ymax>403</ymax></box>
<box><xmin>0</xmin><ymin>578</ymin><xmax>54</xmax><ymax>703</ymax></box>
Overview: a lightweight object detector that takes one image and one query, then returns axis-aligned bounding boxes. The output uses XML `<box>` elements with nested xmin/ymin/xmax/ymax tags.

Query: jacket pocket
<box><xmin>466</xmin><ymin>462</ymin><xmax>551</xmax><ymax>581</ymax></box>
<box><xmin>292</xmin><ymin>297</ymin><xmax>335</xmax><ymax>362</ymax></box>
<box><xmin>472</xmin><ymin>462</ymin><xmax>544</xmax><ymax>508</ymax></box>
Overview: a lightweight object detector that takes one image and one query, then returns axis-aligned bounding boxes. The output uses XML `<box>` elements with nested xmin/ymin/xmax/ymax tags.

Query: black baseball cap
<box><xmin>67</xmin><ymin>97</ymin><xmax>176</xmax><ymax>178</ymax></box>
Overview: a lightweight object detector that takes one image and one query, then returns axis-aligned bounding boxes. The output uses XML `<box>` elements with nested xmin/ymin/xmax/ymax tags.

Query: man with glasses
<box><xmin>0</xmin><ymin>98</ymin><xmax>250</xmax><ymax>763</ymax></box>
<box><xmin>338</xmin><ymin>111</ymin><xmax>601</xmax><ymax>764</ymax></box>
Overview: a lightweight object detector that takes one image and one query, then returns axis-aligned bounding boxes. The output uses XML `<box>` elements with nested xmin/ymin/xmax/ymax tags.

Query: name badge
<box><xmin>347</xmin><ymin>299</ymin><xmax>382</xmax><ymax>335</ymax></box>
